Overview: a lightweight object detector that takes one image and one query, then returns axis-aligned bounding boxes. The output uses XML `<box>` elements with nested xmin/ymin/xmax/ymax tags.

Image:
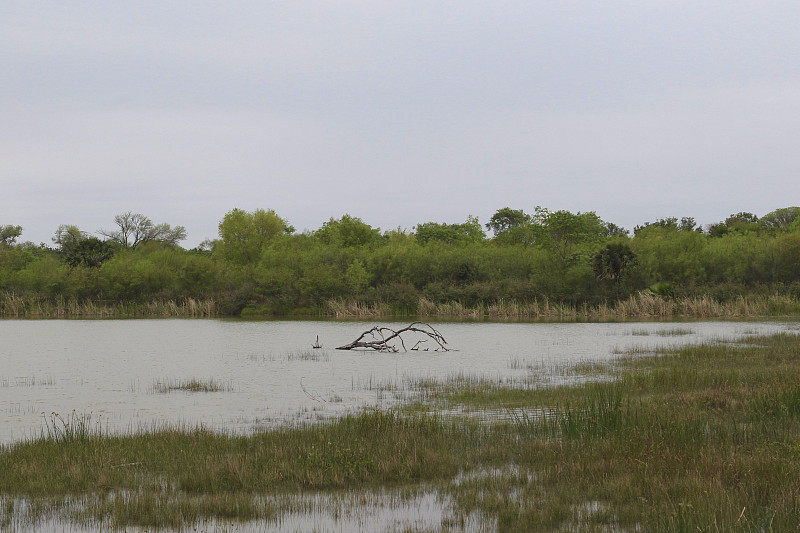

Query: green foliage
<box><xmin>604</xmin><ymin>222</ymin><xmax>629</xmax><ymax>237</ymax></box>
<box><xmin>0</xmin><ymin>225</ymin><xmax>22</xmax><ymax>246</ymax></box>
<box><xmin>52</xmin><ymin>224</ymin><xmax>87</xmax><ymax>249</ymax></box>
<box><xmin>592</xmin><ymin>242</ymin><xmax>637</xmax><ymax>282</ymax></box>
<box><xmin>216</xmin><ymin>208</ymin><xmax>293</xmax><ymax>264</ymax></box>
<box><xmin>0</xmin><ymin>245</ymin><xmax>38</xmax><ymax>287</ymax></box>
<box><xmin>314</xmin><ymin>214</ymin><xmax>383</xmax><ymax>247</ymax></box>
<box><xmin>760</xmin><ymin>206</ymin><xmax>800</xmax><ymax>232</ymax></box>
<box><xmin>532</xmin><ymin>209</ymin><xmax>607</xmax><ymax>267</ymax></box>
<box><xmin>486</xmin><ymin>207</ymin><xmax>538</xmax><ymax>245</ymax></box>
<box><xmin>344</xmin><ymin>259</ymin><xmax>370</xmax><ymax>293</ymax></box>
<box><xmin>631</xmin><ymin>226</ymin><xmax>708</xmax><ymax>284</ymax></box>
<box><xmin>634</xmin><ymin>216</ymin><xmax>701</xmax><ymax>235</ymax></box>
<box><xmin>485</xmin><ymin>207</ymin><xmax>530</xmax><ymax>236</ymax></box>
<box><xmin>708</xmin><ymin>212</ymin><xmax>761</xmax><ymax>237</ymax></box>
<box><xmin>648</xmin><ymin>281</ymin><xmax>674</xmax><ymax>297</ymax></box>
<box><xmin>52</xmin><ymin>225</ymin><xmax>118</xmax><ymax>268</ymax></box>
<box><xmin>5</xmin><ymin>204</ymin><xmax>800</xmax><ymax>316</ymax></box>
<box><xmin>415</xmin><ymin>215</ymin><xmax>485</xmax><ymax>245</ymax></box>
<box><xmin>10</xmin><ymin>254</ymin><xmax>69</xmax><ymax>296</ymax></box>
<box><xmin>63</xmin><ymin>238</ymin><xmax>116</xmax><ymax>268</ymax></box>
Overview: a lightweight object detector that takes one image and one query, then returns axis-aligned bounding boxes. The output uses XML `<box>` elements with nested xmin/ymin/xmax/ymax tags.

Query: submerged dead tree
<box><xmin>336</xmin><ymin>322</ymin><xmax>452</xmax><ymax>352</ymax></box>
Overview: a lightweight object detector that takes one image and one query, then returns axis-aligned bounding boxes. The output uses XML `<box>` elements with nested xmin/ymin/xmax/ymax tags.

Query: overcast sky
<box><xmin>2</xmin><ymin>1</ymin><xmax>799</xmax><ymax>247</ymax></box>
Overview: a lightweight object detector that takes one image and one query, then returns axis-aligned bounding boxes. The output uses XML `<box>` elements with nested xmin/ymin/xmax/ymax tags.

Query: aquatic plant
<box><xmin>152</xmin><ymin>378</ymin><xmax>232</xmax><ymax>393</ymax></box>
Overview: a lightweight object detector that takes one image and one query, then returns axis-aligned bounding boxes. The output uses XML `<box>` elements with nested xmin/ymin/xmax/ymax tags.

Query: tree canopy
<box><xmin>215</xmin><ymin>208</ymin><xmax>293</xmax><ymax>264</ymax></box>
<box><xmin>3</xmin><ymin>204</ymin><xmax>800</xmax><ymax>316</ymax></box>
<box><xmin>98</xmin><ymin>212</ymin><xmax>187</xmax><ymax>249</ymax></box>
<box><xmin>0</xmin><ymin>225</ymin><xmax>23</xmax><ymax>246</ymax></box>
<box><xmin>415</xmin><ymin>216</ymin><xmax>485</xmax><ymax>245</ymax></box>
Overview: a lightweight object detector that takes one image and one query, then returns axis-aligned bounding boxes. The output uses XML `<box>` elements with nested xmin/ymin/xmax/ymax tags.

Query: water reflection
<box><xmin>2</xmin><ymin>489</ymin><xmax>491</xmax><ymax>533</ymax></box>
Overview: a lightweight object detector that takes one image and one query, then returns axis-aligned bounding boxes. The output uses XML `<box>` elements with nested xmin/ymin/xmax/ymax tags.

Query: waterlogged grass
<box><xmin>630</xmin><ymin>327</ymin><xmax>694</xmax><ymax>337</ymax></box>
<box><xmin>152</xmin><ymin>377</ymin><xmax>233</xmax><ymax>393</ymax></box>
<box><xmin>287</xmin><ymin>349</ymin><xmax>330</xmax><ymax>362</ymax></box>
<box><xmin>0</xmin><ymin>412</ymin><xmax>482</xmax><ymax>530</ymax></box>
<box><xmin>3</xmin><ymin>333</ymin><xmax>800</xmax><ymax>531</ymax></box>
<box><xmin>0</xmin><ymin>375</ymin><xmax>55</xmax><ymax>387</ymax></box>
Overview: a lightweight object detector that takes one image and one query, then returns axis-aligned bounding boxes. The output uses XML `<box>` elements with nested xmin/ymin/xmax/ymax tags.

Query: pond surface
<box><xmin>0</xmin><ymin>319</ymin><xmax>796</xmax><ymax>444</ymax></box>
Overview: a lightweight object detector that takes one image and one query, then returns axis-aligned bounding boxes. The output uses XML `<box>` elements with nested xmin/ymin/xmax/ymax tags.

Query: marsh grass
<box><xmin>40</xmin><ymin>411</ymin><xmax>100</xmax><ymax>444</ymax></box>
<box><xmin>327</xmin><ymin>292</ymin><xmax>800</xmax><ymax>321</ymax></box>
<box><xmin>287</xmin><ymin>350</ymin><xmax>330</xmax><ymax>362</ymax></box>
<box><xmin>326</xmin><ymin>298</ymin><xmax>394</xmax><ymax>318</ymax></box>
<box><xmin>0</xmin><ymin>375</ymin><xmax>55</xmax><ymax>387</ymax></box>
<box><xmin>631</xmin><ymin>327</ymin><xmax>695</xmax><ymax>337</ymax></box>
<box><xmin>567</xmin><ymin>360</ymin><xmax>614</xmax><ymax>377</ymax></box>
<box><xmin>0</xmin><ymin>292</ymin><xmax>218</xmax><ymax>318</ymax></box>
<box><xmin>152</xmin><ymin>378</ymin><xmax>232</xmax><ymax>393</ymax></box>
<box><xmin>652</xmin><ymin>327</ymin><xmax>695</xmax><ymax>336</ymax></box>
<box><xmin>4</xmin><ymin>333</ymin><xmax>800</xmax><ymax>530</ymax></box>
<box><xmin>5</xmin><ymin>289</ymin><xmax>800</xmax><ymax>321</ymax></box>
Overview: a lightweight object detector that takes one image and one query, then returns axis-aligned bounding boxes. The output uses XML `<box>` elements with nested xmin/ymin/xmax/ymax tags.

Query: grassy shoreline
<box><xmin>2</xmin><ymin>331</ymin><xmax>800</xmax><ymax>530</ymax></box>
<box><xmin>0</xmin><ymin>292</ymin><xmax>218</xmax><ymax>318</ymax></box>
<box><xmin>4</xmin><ymin>290</ymin><xmax>800</xmax><ymax>321</ymax></box>
<box><xmin>325</xmin><ymin>291</ymin><xmax>800</xmax><ymax>320</ymax></box>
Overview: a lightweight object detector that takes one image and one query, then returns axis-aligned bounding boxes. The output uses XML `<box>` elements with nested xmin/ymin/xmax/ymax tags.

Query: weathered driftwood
<box><xmin>336</xmin><ymin>322</ymin><xmax>452</xmax><ymax>352</ymax></box>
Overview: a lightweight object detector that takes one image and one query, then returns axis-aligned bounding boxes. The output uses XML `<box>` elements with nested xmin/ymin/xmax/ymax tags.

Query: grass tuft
<box><xmin>152</xmin><ymin>378</ymin><xmax>232</xmax><ymax>393</ymax></box>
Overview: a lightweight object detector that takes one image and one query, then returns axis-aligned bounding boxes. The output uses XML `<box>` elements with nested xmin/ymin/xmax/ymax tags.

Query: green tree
<box><xmin>0</xmin><ymin>225</ymin><xmax>23</xmax><ymax>246</ymax></box>
<box><xmin>52</xmin><ymin>225</ymin><xmax>117</xmax><ymax>268</ymax></box>
<box><xmin>10</xmin><ymin>254</ymin><xmax>68</xmax><ymax>296</ymax></box>
<box><xmin>486</xmin><ymin>208</ymin><xmax>537</xmax><ymax>245</ymax></box>
<box><xmin>592</xmin><ymin>242</ymin><xmax>637</xmax><ymax>283</ymax></box>
<box><xmin>314</xmin><ymin>215</ymin><xmax>383</xmax><ymax>248</ymax></box>
<box><xmin>344</xmin><ymin>259</ymin><xmax>371</xmax><ymax>293</ymax></box>
<box><xmin>486</xmin><ymin>208</ymin><xmax>530</xmax><ymax>236</ymax></box>
<box><xmin>631</xmin><ymin>226</ymin><xmax>708</xmax><ymax>285</ymax></box>
<box><xmin>604</xmin><ymin>222</ymin><xmax>629</xmax><ymax>237</ymax></box>
<box><xmin>634</xmin><ymin>217</ymin><xmax>700</xmax><ymax>235</ymax></box>
<box><xmin>760</xmin><ymin>207</ymin><xmax>800</xmax><ymax>232</ymax></box>
<box><xmin>64</xmin><ymin>238</ymin><xmax>116</xmax><ymax>268</ymax></box>
<box><xmin>52</xmin><ymin>224</ymin><xmax>88</xmax><ymax>250</ymax></box>
<box><xmin>708</xmin><ymin>212</ymin><xmax>760</xmax><ymax>237</ymax></box>
<box><xmin>415</xmin><ymin>216</ymin><xmax>485</xmax><ymax>245</ymax></box>
<box><xmin>216</xmin><ymin>208</ymin><xmax>293</xmax><ymax>264</ymax></box>
<box><xmin>534</xmin><ymin>210</ymin><xmax>607</xmax><ymax>266</ymax></box>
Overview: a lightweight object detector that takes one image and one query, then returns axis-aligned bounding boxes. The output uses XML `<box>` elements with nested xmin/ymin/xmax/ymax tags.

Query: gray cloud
<box><xmin>2</xmin><ymin>1</ymin><xmax>799</xmax><ymax>246</ymax></box>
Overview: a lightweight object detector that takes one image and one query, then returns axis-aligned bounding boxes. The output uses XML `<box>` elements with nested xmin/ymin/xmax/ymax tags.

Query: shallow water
<box><xmin>0</xmin><ymin>319</ymin><xmax>795</xmax><ymax>443</ymax></box>
<box><xmin>2</xmin><ymin>318</ymin><xmax>798</xmax><ymax>532</ymax></box>
<box><xmin>2</xmin><ymin>489</ymin><xmax>490</xmax><ymax>533</ymax></box>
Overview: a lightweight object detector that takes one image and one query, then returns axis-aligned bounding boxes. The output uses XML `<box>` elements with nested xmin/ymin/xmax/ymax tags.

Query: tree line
<box><xmin>2</xmin><ymin>206</ymin><xmax>800</xmax><ymax>315</ymax></box>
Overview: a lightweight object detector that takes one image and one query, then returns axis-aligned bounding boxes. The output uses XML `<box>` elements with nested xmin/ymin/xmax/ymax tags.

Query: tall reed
<box><xmin>325</xmin><ymin>297</ymin><xmax>393</xmax><ymax>318</ymax></box>
<box><xmin>326</xmin><ymin>292</ymin><xmax>800</xmax><ymax>320</ymax></box>
<box><xmin>0</xmin><ymin>292</ymin><xmax>218</xmax><ymax>318</ymax></box>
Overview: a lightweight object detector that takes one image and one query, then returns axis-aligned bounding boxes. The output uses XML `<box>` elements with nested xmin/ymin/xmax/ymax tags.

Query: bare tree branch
<box><xmin>336</xmin><ymin>322</ymin><xmax>452</xmax><ymax>352</ymax></box>
<box><xmin>98</xmin><ymin>212</ymin><xmax>187</xmax><ymax>249</ymax></box>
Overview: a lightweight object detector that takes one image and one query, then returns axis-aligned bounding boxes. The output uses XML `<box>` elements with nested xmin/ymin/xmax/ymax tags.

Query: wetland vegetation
<box><xmin>3</xmin><ymin>206</ymin><xmax>800</xmax><ymax>529</ymax></box>
<box><xmin>2</xmin><ymin>331</ymin><xmax>800</xmax><ymax>531</ymax></box>
<box><xmin>3</xmin><ymin>206</ymin><xmax>800</xmax><ymax>319</ymax></box>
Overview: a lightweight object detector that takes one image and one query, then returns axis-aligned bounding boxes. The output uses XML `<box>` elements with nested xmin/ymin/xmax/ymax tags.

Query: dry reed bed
<box><xmin>3</xmin><ymin>290</ymin><xmax>799</xmax><ymax>320</ymax></box>
<box><xmin>0</xmin><ymin>293</ymin><xmax>217</xmax><ymax>318</ymax></box>
<box><xmin>328</xmin><ymin>292</ymin><xmax>800</xmax><ymax>320</ymax></box>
